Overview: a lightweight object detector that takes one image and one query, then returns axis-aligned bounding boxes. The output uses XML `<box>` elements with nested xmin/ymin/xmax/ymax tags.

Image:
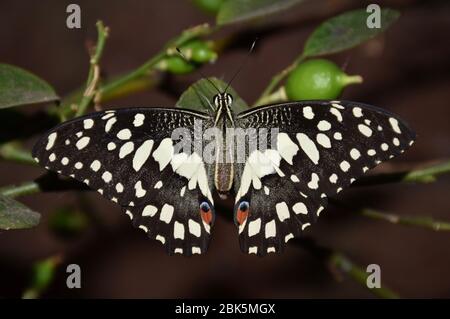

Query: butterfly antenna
<box><xmin>175</xmin><ymin>47</ymin><xmax>221</xmax><ymax>94</ymax></box>
<box><xmin>224</xmin><ymin>38</ymin><xmax>257</xmax><ymax>93</ymax></box>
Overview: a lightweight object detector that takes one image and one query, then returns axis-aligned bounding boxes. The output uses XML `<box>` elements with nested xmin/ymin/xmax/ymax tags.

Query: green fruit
<box><xmin>161</xmin><ymin>56</ymin><xmax>196</xmax><ymax>75</ymax></box>
<box><xmin>285</xmin><ymin>59</ymin><xmax>362</xmax><ymax>100</ymax></box>
<box><xmin>182</xmin><ymin>40</ymin><xmax>217</xmax><ymax>64</ymax></box>
<box><xmin>192</xmin><ymin>0</ymin><xmax>224</xmax><ymax>14</ymax></box>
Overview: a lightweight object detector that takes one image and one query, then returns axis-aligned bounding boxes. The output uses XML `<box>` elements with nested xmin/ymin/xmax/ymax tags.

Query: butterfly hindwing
<box><xmin>32</xmin><ymin>107</ymin><xmax>215</xmax><ymax>255</ymax></box>
<box><xmin>234</xmin><ymin>100</ymin><xmax>416</xmax><ymax>256</ymax></box>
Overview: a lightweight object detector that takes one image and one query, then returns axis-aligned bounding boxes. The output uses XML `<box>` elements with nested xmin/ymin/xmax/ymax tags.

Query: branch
<box><xmin>75</xmin><ymin>21</ymin><xmax>109</xmax><ymax>117</ymax></box>
<box><xmin>329</xmin><ymin>252</ymin><xmax>399</xmax><ymax>299</ymax></box>
<box><xmin>50</xmin><ymin>23</ymin><xmax>214</xmax><ymax>121</ymax></box>
<box><xmin>360</xmin><ymin>208</ymin><xmax>450</xmax><ymax>231</ymax></box>
<box><xmin>356</xmin><ymin>160</ymin><xmax>450</xmax><ymax>186</ymax></box>
<box><xmin>0</xmin><ymin>173</ymin><xmax>89</xmax><ymax>198</ymax></box>
<box><xmin>0</xmin><ymin>142</ymin><xmax>36</xmax><ymax>166</ymax></box>
<box><xmin>295</xmin><ymin>239</ymin><xmax>399</xmax><ymax>298</ymax></box>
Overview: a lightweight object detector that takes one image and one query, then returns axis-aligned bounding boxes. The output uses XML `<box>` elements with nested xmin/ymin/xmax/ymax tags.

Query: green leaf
<box><xmin>176</xmin><ymin>77</ymin><xmax>248</xmax><ymax>113</ymax></box>
<box><xmin>217</xmin><ymin>0</ymin><xmax>304</xmax><ymax>25</ymax></box>
<box><xmin>0</xmin><ymin>194</ymin><xmax>40</xmax><ymax>230</ymax></box>
<box><xmin>0</xmin><ymin>64</ymin><xmax>59</xmax><ymax>109</ymax></box>
<box><xmin>303</xmin><ymin>8</ymin><xmax>400</xmax><ymax>57</ymax></box>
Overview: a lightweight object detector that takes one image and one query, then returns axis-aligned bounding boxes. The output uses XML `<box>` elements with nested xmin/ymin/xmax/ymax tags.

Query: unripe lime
<box><xmin>192</xmin><ymin>0</ymin><xmax>225</xmax><ymax>14</ymax></box>
<box><xmin>160</xmin><ymin>56</ymin><xmax>196</xmax><ymax>75</ymax></box>
<box><xmin>182</xmin><ymin>40</ymin><xmax>217</xmax><ymax>64</ymax></box>
<box><xmin>285</xmin><ymin>59</ymin><xmax>362</xmax><ymax>100</ymax></box>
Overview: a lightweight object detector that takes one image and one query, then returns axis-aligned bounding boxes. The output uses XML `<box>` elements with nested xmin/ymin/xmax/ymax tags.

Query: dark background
<box><xmin>1</xmin><ymin>0</ymin><xmax>449</xmax><ymax>298</ymax></box>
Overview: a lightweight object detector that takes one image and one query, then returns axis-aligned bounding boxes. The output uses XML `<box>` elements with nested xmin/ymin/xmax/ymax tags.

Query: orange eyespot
<box><xmin>236</xmin><ymin>201</ymin><xmax>250</xmax><ymax>225</ymax></box>
<box><xmin>200</xmin><ymin>201</ymin><xmax>213</xmax><ymax>224</ymax></box>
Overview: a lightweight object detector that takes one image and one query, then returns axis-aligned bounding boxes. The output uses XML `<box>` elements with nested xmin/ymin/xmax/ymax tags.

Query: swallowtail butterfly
<box><xmin>33</xmin><ymin>89</ymin><xmax>415</xmax><ymax>256</ymax></box>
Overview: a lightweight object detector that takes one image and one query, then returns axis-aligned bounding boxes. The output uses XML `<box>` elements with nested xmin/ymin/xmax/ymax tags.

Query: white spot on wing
<box><xmin>115</xmin><ymin>183</ymin><xmax>124</xmax><ymax>193</ymax></box>
<box><xmin>154</xmin><ymin>181</ymin><xmax>163</xmax><ymax>189</ymax></box>
<box><xmin>297</xmin><ymin>133</ymin><xmax>319</xmax><ymax>165</ymax></box>
<box><xmin>275</xmin><ymin>202</ymin><xmax>290</xmax><ymax>222</ymax></box>
<box><xmin>46</xmin><ymin>132</ymin><xmax>57</xmax><ymax>150</ymax></box>
<box><xmin>76</xmin><ymin>136</ymin><xmax>90</xmax><ymax>150</ymax></box>
<box><xmin>188</xmin><ymin>219</ymin><xmax>201</xmax><ymax>237</ymax></box>
<box><xmin>134</xmin><ymin>181</ymin><xmax>146</xmax><ymax>198</ymax></box>
<box><xmin>83</xmin><ymin>119</ymin><xmax>94</xmax><ymax>129</ymax></box>
<box><xmin>389</xmin><ymin>117</ymin><xmax>401</xmax><ymax>134</ymax></box>
<box><xmin>307</xmin><ymin>173</ymin><xmax>319</xmax><ymax>189</ymax></box>
<box><xmin>142</xmin><ymin>205</ymin><xmax>157</xmax><ymax>217</ymax></box>
<box><xmin>358</xmin><ymin>124</ymin><xmax>372</xmax><ymax>137</ymax></box>
<box><xmin>316</xmin><ymin>133</ymin><xmax>331</xmax><ymax>148</ymax></box>
<box><xmin>293</xmin><ymin>202</ymin><xmax>308</xmax><ymax>215</ymax></box>
<box><xmin>329</xmin><ymin>174</ymin><xmax>338</xmax><ymax>183</ymax></box>
<box><xmin>117</xmin><ymin>129</ymin><xmax>132</xmax><ymax>140</ymax></box>
<box><xmin>102</xmin><ymin>171</ymin><xmax>112</xmax><ymax>183</ymax></box>
<box><xmin>353</xmin><ymin>107</ymin><xmax>363</xmax><ymax>117</ymax></box>
<box><xmin>276</xmin><ymin>133</ymin><xmax>299</xmax><ymax>165</ymax></box>
<box><xmin>133</xmin><ymin>140</ymin><xmax>154</xmax><ymax>171</ymax></box>
<box><xmin>303</xmin><ymin>106</ymin><xmax>314</xmax><ymax>119</ymax></box>
<box><xmin>159</xmin><ymin>204</ymin><xmax>174</xmax><ymax>224</ymax></box>
<box><xmin>107</xmin><ymin>142</ymin><xmax>116</xmax><ymax>151</ymax></box>
<box><xmin>174</xmin><ymin>221</ymin><xmax>185</xmax><ymax>239</ymax></box>
<box><xmin>330</xmin><ymin>107</ymin><xmax>343</xmax><ymax>122</ymax></box>
<box><xmin>317</xmin><ymin>120</ymin><xmax>331</xmax><ymax>131</ymax></box>
<box><xmin>156</xmin><ymin>235</ymin><xmax>165</xmax><ymax>244</ymax></box>
<box><xmin>265</xmin><ymin>220</ymin><xmax>276</xmax><ymax>238</ymax></box>
<box><xmin>90</xmin><ymin>160</ymin><xmax>101</xmax><ymax>171</ymax></box>
<box><xmin>248</xmin><ymin>218</ymin><xmax>261</xmax><ymax>237</ymax></box>
<box><xmin>133</xmin><ymin>113</ymin><xmax>145</xmax><ymax>127</ymax></box>
<box><xmin>350</xmin><ymin>148</ymin><xmax>361</xmax><ymax>160</ymax></box>
<box><xmin>105</xmin><ymin>117</ymin><xmax>117</xmax><ymax>132</ymax></box>
<box><xmin>285</xmin><ymin>233</ymin><xmax>294</xmax><ymax>243</ymax></box>
<box><xmin>340</xmin><ymin>160</ymin><xmax>350</xmax><ymax>172</ymax></box>
<box><xmin>119</xmin><ymin>141</ymin><xmax>134</xmax><ymax>158</ymax></box>
<box><xmin>152</xmin><ymin>138</ymin><xmax>174</xmax><ymax>171</ymax></box>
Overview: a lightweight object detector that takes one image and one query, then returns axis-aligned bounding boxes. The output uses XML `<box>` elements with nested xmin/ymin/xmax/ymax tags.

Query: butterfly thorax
<box><xmin>213</xmin><ymin>93</ymin><xmax>235</xmax><ymax>194</ymax></box>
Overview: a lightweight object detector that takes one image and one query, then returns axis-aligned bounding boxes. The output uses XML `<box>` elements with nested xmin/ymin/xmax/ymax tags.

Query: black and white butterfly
<box><xmin>33</xmin><ymin>90</ymin><xmax>415</xmax><ymax>256</ymax></box>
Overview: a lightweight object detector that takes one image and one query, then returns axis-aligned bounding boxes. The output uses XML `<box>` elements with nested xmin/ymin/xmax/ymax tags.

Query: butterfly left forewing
<box><xmin>234</xmin><ymin>100</ymin><xmax>416</xmax><ymax>256</ymax></box>
<box><xmin>33</xmin><ymin>107</ymin><xmax>215</xmax><ymax>255</ymax></box>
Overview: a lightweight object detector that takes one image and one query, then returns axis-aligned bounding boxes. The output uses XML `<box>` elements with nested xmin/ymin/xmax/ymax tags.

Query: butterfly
<box><xmin>33</xmin><ymin>89</ymin><xmax>415</xmax><ymax>256</ymax></box>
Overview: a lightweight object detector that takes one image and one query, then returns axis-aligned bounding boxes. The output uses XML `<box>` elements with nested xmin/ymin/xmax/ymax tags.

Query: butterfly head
<box><xmin>213</xmin><ymin>93</ymin><xmax>233</xmax><ymax>110</ymax></box>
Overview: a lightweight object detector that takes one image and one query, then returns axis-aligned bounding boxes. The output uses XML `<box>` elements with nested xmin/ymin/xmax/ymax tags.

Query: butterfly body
<box><xmin>33</xmin><ymin>95</ymin><xmax>415</xmax><ymax>256</ymax></box>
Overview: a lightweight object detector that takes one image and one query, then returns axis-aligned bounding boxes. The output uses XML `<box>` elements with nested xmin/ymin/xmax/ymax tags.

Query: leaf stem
<box><xmin>75</xmin><ymin>21</ymin><xmax>109</xmax><ymax>117</ymax></box>
<box><xmin>254</xmin><ymin>54</ymin><xmax>305</xmax><ymax>106</ymax></box>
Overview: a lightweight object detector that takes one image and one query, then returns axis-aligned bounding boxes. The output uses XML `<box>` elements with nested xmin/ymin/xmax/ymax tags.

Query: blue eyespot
<box><xmin>238</xmin><ymin>201</ymin><xmax>249</xmax><ymax>212</ymax></box>
<box><xmin>200</xmin><ymin>201</ymin><xmax>211</xmax><ymax>212</ymax></box>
